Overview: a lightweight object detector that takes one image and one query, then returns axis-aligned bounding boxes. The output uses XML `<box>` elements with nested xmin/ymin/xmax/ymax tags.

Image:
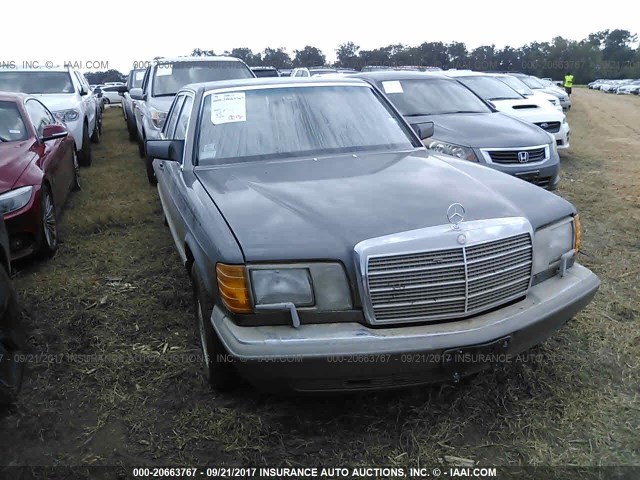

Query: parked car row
<box><xmin>108</xmin><ymin>56</ymin><xmax>600</xmax><ymax>393</ymax></box>
<box><xmin>588</xmin><ymin>78</ymin><xmax>640</xmax><ymax>95</ymax></box>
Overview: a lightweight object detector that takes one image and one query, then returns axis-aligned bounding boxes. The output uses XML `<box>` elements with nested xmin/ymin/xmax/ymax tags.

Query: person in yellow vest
<box><xmin>564</xmin><ymin>72</ymin><xmax>574</xmax><ymax>96</ymax></box>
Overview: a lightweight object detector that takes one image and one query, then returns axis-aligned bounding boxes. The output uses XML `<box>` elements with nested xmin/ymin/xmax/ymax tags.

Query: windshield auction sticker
<box><xmin>382</xmin><ymin>80</ymin><xmax>403</xmax><ymax>94</ymax></box>
<box><xmin>211</xmin><ymin>92</ymin><xmax>247</xmax><ymax>124</ymax></box>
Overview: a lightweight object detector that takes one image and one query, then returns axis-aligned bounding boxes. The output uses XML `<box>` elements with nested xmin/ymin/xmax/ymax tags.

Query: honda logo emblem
<box><xmin>518</xmin><ymin>151</ymin><xmax>529</xmax><ymax>163</ymax></box>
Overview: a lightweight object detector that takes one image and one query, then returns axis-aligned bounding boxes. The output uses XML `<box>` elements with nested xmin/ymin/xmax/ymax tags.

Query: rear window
<box><xmin>152</xmin><ymin>61</ymin><xmax>254</xmax><ymax>97</ymax></box>
<box><xmin>0</xmin><ymin>71</ymin><xmax>75</xmax><ymax>94</ymax></box>
<box><xmin>252</xmin><ymin>69</ymin><xmax>280</xmax><ymax>78</ymax></box>
<box><xmin>0</xmin><ymin>101</ymin><xmax>29</xmax><ymax>141</ymax></box>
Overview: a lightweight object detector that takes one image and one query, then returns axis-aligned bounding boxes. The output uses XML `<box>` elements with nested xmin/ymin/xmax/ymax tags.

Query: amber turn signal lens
<box><xmin>216</xmin><ymin>263</ymin><xmax>252</xmax><ymax>314</ymax></box>
<box><xmin>573</xmin><ymin>214</ymin><xmax>581</xmax><ymax>253</ymax></box>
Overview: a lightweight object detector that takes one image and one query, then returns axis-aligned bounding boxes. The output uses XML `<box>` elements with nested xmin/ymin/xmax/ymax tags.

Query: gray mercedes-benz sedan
<box><xmin>147</xmin><ymin>77</ymin><xmax>599</xmax><ymax>393</ymax></box>
<box><xmin>355</xmin><ymin>71</ymin><xmax>561</xmax><ymax>190</ymax></box>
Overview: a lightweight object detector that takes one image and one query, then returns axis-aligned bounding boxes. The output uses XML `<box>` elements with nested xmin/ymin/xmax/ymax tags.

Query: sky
<box><xmin>2</xmin><ymin>0</ymin><xmax>638</xmax><ymax>73</ymax></box>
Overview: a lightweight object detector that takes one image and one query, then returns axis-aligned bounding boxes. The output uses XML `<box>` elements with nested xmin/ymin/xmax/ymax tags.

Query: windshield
<box><xmin>497</xmin><ymin>76</ymin><xmax>533</xmax><ymax>96</ymax></box>
<box><xmin>456</xmin><ymin>76</ymin><xmax>523</xmax><ymax>100</ymax></box>
<box><xmin>131</xmin><ymin>69</ymin><xmax>145</xmax><ymax>88</ymax></box>
<box><xmin>197</xmin><ymin>85</ymin><xmax>416</xmax><ymax>165</ymax></box>
<box><xmin>0</xmin><ymin>71</ymin><xmax>75</xmax><ymax>94</ymax></box>
<box><xmin>519</xmin><ymin>76</ymin><xmax>545</xmax><ymax>89</ymax></box>
<box><xmin>252</xmin><ymin>69</ymin><xmax>279</xmax><ymax>78</ymax></box>
<box><xmin>380</xmin><ymin>78</ymin><xmax>491</xmax><ymax>116</ymax></box>
<box><xmin>152</xmin><ymin>61</ymin><xmax>254</xmax><ymax>97</ymax></box>
<box><xmin>0</xmin><ymin>101</ymin><xmax>29</xmax><ymax>142</ymax></box>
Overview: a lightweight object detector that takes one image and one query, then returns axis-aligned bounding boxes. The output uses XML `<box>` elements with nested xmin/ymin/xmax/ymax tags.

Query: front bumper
<box><xmin>212</xmin><ymin>263</ymin><xmax>600</xmax><ymax>392</ymax></box>
<box><xmin>555</xmin><ymin>122</ymin><xmax>570</xmax><ymax>149</ymax></box>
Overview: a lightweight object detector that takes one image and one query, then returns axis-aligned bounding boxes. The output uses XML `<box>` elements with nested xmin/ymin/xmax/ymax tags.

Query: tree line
<box><xmin>192</xmin><ymin>29</ymin><xmax>639</xmax><ymax>82</ymax></box>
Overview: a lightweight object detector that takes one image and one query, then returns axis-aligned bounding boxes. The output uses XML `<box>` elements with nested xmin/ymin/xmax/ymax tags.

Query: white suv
<box><xmin>129</xmin><ymin>56</ymin><xmax>255</xmax><ymax>184</ymax></box>
<box><xmin>0</xmin><ymin>67</ymin><xmax>100</xmax><ymax>166</ymax></box>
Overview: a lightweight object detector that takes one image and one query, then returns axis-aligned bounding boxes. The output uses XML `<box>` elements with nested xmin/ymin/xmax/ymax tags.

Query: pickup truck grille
<box><xmin>488</xmin><ymin>147</ymin><xmax>547</xmax><ymax>164</ymax></box>
<box><xmin>366</xmin><ymin>233</ymin><xmax>532</xmax><ymax>324</ymax></box>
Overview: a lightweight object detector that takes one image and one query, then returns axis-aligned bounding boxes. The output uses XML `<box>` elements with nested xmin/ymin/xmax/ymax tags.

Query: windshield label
<box><xmin>156</xmin><ymin>64</ymin><xmax>173</xmax><ymax>76</ymax></box>
<box><xmin>9</xmin><ymin>129</ymin><xmax>21</xmax><ymax>134</ymax></box>
<box><xmin>382</xmin><ymin>81</ymin><xmax>403</xmax><ymax>94</ymax></box>
<box><xmin>211</xmin><ymin>92</ymin><xmax>246</xmax><ymax>124</ymax></box>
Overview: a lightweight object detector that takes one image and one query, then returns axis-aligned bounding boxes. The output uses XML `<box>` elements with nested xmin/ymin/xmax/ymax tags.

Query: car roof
<box><xmin>152</xmin><ymin>56</ymin><xmax>244</xmax><ymax>64</ymax></box>
<box><xmin>353</xmin><ymin>70</ymin><xmax>450</xmax><ymax>82</ymax></box>
<box><xmin>0</xmin><ymin>66</ymin><xmax>72</xmax><ymax>73</ymax></box>
<box><xmin>183</xmin><ymin>77</ymin><xmax>369</xmax><ymax>94</ymax></box>
<box><xmin>441</xmin><ymin>70</ymin><xmax>488</xmax><ymax>77</ymax></box>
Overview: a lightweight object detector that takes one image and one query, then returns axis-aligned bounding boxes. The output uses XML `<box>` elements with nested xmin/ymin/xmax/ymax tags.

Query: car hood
<box><xmin>491</xmin><ymin>99</ymin><xmax>563</xmax><ymax>123</ymax></box>
<box><xmin>0</xmin><ymin>140</ymin><xmax>37</xmax><ymax>192</ymax></box>
<box><xmin>30</xmin><ymin>93</ymin><xmax>80</xmax><ymax>112</ymax></box>
<box><xmin>406</xmin><ymin>112</ymin><xmax>551</xmax><ymax>148</ymax></box>
<box><xmin>148</xmin><ymin>96</ymin><xmax>175</xmax><ymax>113</ymax></box>
<box><xmin>196</xmin><ymin>150</ymin><xmax>575</xmax><ymax>263</ymax></box>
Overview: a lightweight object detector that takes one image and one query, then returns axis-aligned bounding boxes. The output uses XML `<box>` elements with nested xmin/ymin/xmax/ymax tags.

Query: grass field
<box><xmin>1</xmin><ymin>91</ymin><xmax>638</xmax><ymax>471</ymax></box>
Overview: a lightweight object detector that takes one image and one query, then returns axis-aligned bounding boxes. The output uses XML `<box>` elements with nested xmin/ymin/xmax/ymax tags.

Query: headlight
<box><xmin>53</xmin><ymin>109</ymin><xmax>80</xmax><ymax>123</ymax></box>
<box><xmin>427</xmin><ymin>139</ymin><xmax>477</xmax><ymax>161</ymax></box>
<box><xmin>532</xmin><ymin>216</ymin><xmax>577</xmax><ymax>275</ymax></box>
<box><xmin>0</xmin><ymin>186</ymin><xmax>33</xmax><ymax>215</ymax></box>
<box><xmin>150</xmin><ymin>107</ymin><xmax>167</xmax><ymax>129</ymax></box>
<box><xmin>216</xmin><ymin>263</ymin><xmax>352</xmax><ymax>315</ymax></box>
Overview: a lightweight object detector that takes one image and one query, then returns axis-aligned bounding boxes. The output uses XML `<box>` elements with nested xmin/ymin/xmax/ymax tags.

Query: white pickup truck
<box><xmin>0</xmin><ymin>67</ymin><xmax>101</xmax><ymax>166</ymax></box>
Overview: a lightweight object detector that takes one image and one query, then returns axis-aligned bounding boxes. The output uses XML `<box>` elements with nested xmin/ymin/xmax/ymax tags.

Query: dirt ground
<box><xmin>1</xmin><ymin>91</ymin><xmax>638</xmax><ymax>473</ymax></box>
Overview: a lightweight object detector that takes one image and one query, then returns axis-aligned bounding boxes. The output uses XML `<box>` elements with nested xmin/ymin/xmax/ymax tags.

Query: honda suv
<box><xmin>0</xmin><ymin>67</ymin><xmax>100</xmax><ymax>166</ymax></box>
<box><xmin>129</xmin><ymin>57</ymin><xmax>255</xmax><ymax>184</ymax></box>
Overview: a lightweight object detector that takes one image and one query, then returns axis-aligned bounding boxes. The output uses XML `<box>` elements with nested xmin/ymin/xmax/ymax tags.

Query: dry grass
<box><xmin>0</xmin><ymin>94</ymin><xmax>638</xmax><ymax>469</ymax></box>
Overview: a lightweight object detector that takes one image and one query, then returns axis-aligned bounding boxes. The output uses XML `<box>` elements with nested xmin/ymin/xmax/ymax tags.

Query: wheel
<box><xmin>38</xmin><ymin>185</ymin><xmax>58</xmax><ymax>258</ymax></box>
<box><xmin>71</xmin><ymin>149</ymin><xmax>81</xmax><ymax>192</ymax></box>
<box><xmin>138</xmin><ymin>134</ymin><xmax>145</xmax><ymax>158</ymax></box>
<box><xmin>190</xmin><ymin>264</ymin><xmax>238</xmax><ymax>391</ymax></box>
<box><xmin>103</xmin><ymin>98</ymin><xmax>110</xmax><ymax>105</ymax></box>
<box><xmin>77</xmin><ymin>124</ymin><xmax>92</xmax><ymax>167</ymax></box>
<box><xmin>0</xmin><ymin>267</ymin><xmax>24</xmax><ymax>406</ymax></box>
<box><xmin>90</xmin><ymin>119</ymin><xmax>100</xmax><ymax>144</ymax></box>
<box><xmin>145</xmin><ymin>156</ymin><xmax>157</xmax><ymax>186</ymax></box>
<box><xmin>126</xmin><ymin>108</ymin><xmax>138</xmax><ymax>141</ymax></box>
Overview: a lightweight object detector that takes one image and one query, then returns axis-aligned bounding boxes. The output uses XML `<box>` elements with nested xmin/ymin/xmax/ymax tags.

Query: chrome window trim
<box><xmin>354</xmin><ymin>217</ymin><xmax>534</xmax><ymax>326</ymax></box>
<box><xmin>479</xmin><ymin>144</ymin><xmax>550</xmax><ymax>167</ymax></box>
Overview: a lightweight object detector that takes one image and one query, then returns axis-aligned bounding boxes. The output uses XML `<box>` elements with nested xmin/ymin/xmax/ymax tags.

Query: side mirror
<box><xmin>130</xmin><ymin>87</ymin><xmax>145</xmax><ymax>101</ymax></box>
<box><xmin>79</xmin><ymin>86</ymin><xmax>88</xmax><ymax>96</ymax></box>
<box><xmin>42</xmin><ymin>124</ymin><xmax>68</xmax><ymax>141</ymax></box>
<box><xmin>410</xmin><ymin>122</ymin><xmax>434</xmax><ymax>140</ymax></box>
<box><xmin>116</xmin><ymin>85</ymin><xmax>128</xmax><ymax>94</ymax></box>
<box><xmin>146</xmin><ymin>139</ymin><xmax>184</xmax><ymax>163</ymax></box>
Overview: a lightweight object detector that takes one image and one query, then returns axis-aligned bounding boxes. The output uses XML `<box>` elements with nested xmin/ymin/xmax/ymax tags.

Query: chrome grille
<box><xmin>488</xmin><ymin>147</ymin><xmax>546</xmax><ymax>164</ymax></box>
<box><xmin>366</xmin><ymin>233</ymin><xmax>532</xmax><ymax>324</ymax></box>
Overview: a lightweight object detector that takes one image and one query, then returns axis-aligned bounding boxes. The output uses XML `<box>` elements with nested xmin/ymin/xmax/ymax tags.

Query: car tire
<box><xmin>190</xmin><ymin>264</ymin><xmax>239</xmax><ymax>391</ymax></box>
<box><xmin>78</xmin><ymin>124</ymin><xmax>92</xmax><ymax>167</ymax></box>
<box><xmin>90</xmin><ymin>119</ymin><xmax>100</xmax><ymax>144</ymax></box>
<box><xmin>145</xmin><ymin>156</ymin><xmax>157</xmax><ymax>186</ymax></box>
<box><xmin>138</xmin><ymin>134</ymin><xmax>145</xmax><ymax>158</ymax></box>
<box><xmin>71</xmin><ymin>150</ymin><xmax>81</xmax><ymax>192</ymax></box>
<box><xmin>104</xmin><ymin>98</ymin><xmax>110</xmax><ymax>105</ymax></box>
<box><xmin>126</xmin><ymin>109</ymin><xmax>137</xmax><ymax>142</ymax></box>
<box><xmin>0</xmin><ymin>266</ymin><xmax>25</xmax><ymax>407</ymax></box>
<box><xmin>38</xmin><ymin>185</ymin><xmax>58</xmax><ymax>258</ymax></box>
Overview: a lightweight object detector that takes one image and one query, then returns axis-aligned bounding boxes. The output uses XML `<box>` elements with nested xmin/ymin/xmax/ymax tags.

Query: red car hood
<box><xmin>0</xmin><ymin>140</ymin><xmax>37</xmax><ymax>193</ymax></box>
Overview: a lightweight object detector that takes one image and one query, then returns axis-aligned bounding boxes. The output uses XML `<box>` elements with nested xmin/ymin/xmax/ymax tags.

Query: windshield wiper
<box><xmin>489</xmin><ymin>97</ymin><xmax>519</xmax><ymax>101</ymax></box>
<box><xmin>404</xmin><ymin>113</ymin><xmax>433</xmax><ymax>117</ymax></box>
<box><xmin>0</xmin><ymin>137</ymin><xmax>8</xmax><ymax>142</ymax></box>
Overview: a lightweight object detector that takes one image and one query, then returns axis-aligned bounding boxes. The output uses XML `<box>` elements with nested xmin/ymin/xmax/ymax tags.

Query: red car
<box><xmin>0</xmin><ymin>92</ymin><xmax>80</xmax><ymax>260</ymax></box>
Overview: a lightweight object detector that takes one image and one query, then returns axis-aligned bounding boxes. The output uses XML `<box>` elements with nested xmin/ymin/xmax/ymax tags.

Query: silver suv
<box><xmin>0</xmin><ymin>67</ymin><xmax>100</xmax><ymax>166</ymax></box>
<box><xmin>129</xmin><ymin>57</ymin><xmax>255</xmax><ymax>184</ymax></box>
